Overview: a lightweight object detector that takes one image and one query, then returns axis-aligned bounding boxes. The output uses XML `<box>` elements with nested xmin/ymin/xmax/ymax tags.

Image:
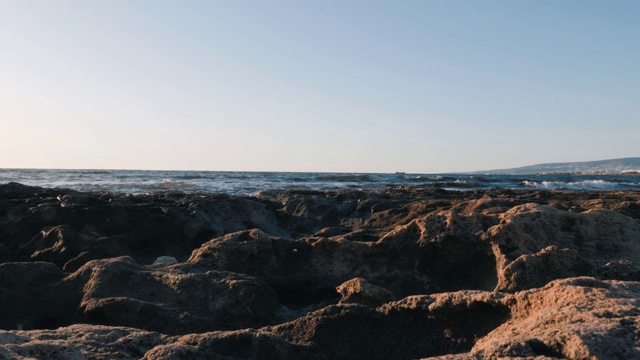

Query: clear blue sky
<box><xmin>1</xmin><ymin>1</ymin><xmax>638</xmax><ymax>172</ymax></box>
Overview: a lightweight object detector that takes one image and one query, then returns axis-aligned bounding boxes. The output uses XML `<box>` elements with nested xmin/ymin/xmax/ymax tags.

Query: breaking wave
<box><xmin>2</xmin><ymin>169</ymin><xmax>640</xmax><ymax>195</ymax></box>
<box><xmin>522</xmin><ymin>179</ymin><xmax>626</xmax><ymax>190</ymax></box>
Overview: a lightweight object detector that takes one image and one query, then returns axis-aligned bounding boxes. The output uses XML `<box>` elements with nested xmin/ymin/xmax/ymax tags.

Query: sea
<box><xmin>1</xmin><ymin>169</ymin><xmax>640</xmax><ymax>196</ymax></box>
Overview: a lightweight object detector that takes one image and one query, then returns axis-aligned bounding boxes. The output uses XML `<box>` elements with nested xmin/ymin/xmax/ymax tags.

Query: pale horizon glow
<box><xmin>1</xmin><ymin>1</ymin><xmax>638</xmax><ymax>173</ymax></box>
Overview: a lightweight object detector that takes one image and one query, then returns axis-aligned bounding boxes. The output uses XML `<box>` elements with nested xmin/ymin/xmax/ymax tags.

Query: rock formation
<box><xmin>2</xmin><ymin>182</ymin><xmax>640</xmax><ymax>358</ymax></box>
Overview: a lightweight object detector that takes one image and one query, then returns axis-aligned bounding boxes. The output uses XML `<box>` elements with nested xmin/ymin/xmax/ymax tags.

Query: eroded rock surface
<box><xmin>488</xmin><ymin>203</ymin><xmax>640</xmax><ymax>291</ymax></box>
<box><xmin>72</xmin><ymin>256</ymin><xmax>279</xmax><ymax>334</ymax></box>
<box><xmin>336</xmin><ymin>277</ymin><xmax>394</xmax><ymax>306</ymax></box>
<box><xmin>2</xmin><ymin>183</ymin><xmax>640</xmax><ymax>359</ymax></box>
<box><xmin>472</xmin><ymin>277</ymin><xmax>640</xmax><ymax>359</ymax></box>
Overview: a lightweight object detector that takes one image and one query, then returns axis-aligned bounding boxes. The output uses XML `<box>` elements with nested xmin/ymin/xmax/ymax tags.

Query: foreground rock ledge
<box><xmin>1</xmin><ymin>183</ymin><xmax>640</xmax><ymax>359</ymax></box>
<box><xmin>1</xmin><ymin>278</ymin><xmax>638</xmax><ymax>359</ymax></box>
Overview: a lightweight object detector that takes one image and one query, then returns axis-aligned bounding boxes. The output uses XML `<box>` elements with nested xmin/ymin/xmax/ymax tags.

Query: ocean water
<box><xmin>1</xmin><ymin>169</ymin><xmax>639</xmax><ymax>196</ymax></box>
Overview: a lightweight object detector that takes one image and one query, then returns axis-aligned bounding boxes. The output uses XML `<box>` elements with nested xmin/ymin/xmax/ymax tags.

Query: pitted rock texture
<box><xmin>72</xmin><ymin>256</ymin><xmax>279</xmax><ymax>334</ymax></box>
<box><xmin>3</xmin><ymin>183</ymin><xmax>640</xmax><ymax>358</ymax></box>
<box><xmin>471</xmin><ymin>277</ymin><xmax>640</xmax><ymax>359</ymax></box>
<box><xmin>336</xmin><ymin>277</ymin><xmax>394</xmax><ymax>306</ymax></box>
<box><xmin>487</xmin><ymin>203</ymin><xmax>640</xmax><ymax>291</ymax></box>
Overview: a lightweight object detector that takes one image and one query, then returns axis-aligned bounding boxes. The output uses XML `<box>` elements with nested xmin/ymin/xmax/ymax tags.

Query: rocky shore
<box><xmin>1</xmin><ymin>182</ymin><xmax>640</xmax><ymax>359</ymax></box>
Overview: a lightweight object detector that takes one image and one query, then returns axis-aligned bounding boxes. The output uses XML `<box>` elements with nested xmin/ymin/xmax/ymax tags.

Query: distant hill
<box><xmin>476</xmin><ymin>157</ymin><xmax>640</xmax><ymax>175</ymax></box>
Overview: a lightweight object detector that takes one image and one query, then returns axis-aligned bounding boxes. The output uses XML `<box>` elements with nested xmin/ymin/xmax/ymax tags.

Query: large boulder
<box><xmin>487</xmin><ymin>204</ymin><xmax>640</xmax><ymax>291</ymax></box>
<box><xmin>187</xmin><ymin>211</ymin><xmax>499</xmax><ymax>309</ymax></box>
<box><xmin>71</xmin><ymin>256</ymin><xmax>279</xmax><ymax>334</ymax></box>
<box><xmin>471</xmin><ymin>277</ymin><xmax>640</xmax><ymax>359</ymax></box>
<box><xmin>269</xmin><ymin>291</ymin><xmax>510</xmax><ymax>360</ymax></box>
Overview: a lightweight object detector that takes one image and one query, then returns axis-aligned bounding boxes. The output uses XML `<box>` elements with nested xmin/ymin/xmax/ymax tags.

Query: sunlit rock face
<box><xmin>2</xmin><ymin>183</ymin><xmax>640</xmax><ymax>359</ymax></box>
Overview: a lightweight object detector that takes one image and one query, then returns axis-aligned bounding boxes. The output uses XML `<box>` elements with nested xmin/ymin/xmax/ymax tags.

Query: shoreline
<box><xmin>3</xmin><ymin>169</ymin><xmax>640</xmax><ymax>196</ymax></box>
<box><xmin>1</xmin><ymin>182</ymin><xmax>640</xmax><ymax>358</ymax></box>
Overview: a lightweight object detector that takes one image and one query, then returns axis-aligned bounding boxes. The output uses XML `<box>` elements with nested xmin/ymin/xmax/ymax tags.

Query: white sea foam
<box><xmin>1</xmin><ymin>169</ymin><xmax>639</xmax><ymax>195</ymax></box>
<box><xmin>526</xmin><ymin>180</ymin><xmax>619</xmax><ymax>190</ymax></box>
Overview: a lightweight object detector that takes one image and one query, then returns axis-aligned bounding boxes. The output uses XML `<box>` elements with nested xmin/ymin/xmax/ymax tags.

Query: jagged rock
<box><xmin>268</xmin><ymin>290</ymin><xmax>510</xmax><ymax>360</ymax></box>
<box><xmin>0</xmin><ymin>324</ymin><xmax>167</xmax><ymax>360</ymax></box>
<box><xmin>0</xmin><ymin>183</ymin><xmax>290</xmax><ymax>265</ymax></box>
<box><xmin>336</xmin><ymin>277</ymin><xmax>394</xmax><ymax>306</ymax></box>
<box><xmin>257</xmin><ymin>190</ymin><xmax>365</xmax><ymax>236</ymax></box>
<box><xmin>598</xmin><ymin>259</ymin><xmax>640</xmax><ymax>281</ymax></box>
<box><xmin>0</xmin><ymin>324</ymin><xmax>313</xmax><ymax>360</ymax></box>
<box><xmin>187</xmin><ymin>219</ymin><xmax>498</xmax><ymax>306</ymax></box>
<box><xmin>187</xmin><ymin>228</ymin><xmax>420</xmax><ymax>305</ymax></box>
<box><xmin>71</xmin><ymin>256</ymin><xmax>279</xmax><ymax>334</ymax></box>
<box><xmin>487</xmin><ymin>204</ymin><xmax>640</xmax><ymax>291</ymax></box>
<box><xmin>0</xmin><ymin>275</ymin><xmax>639</xmax><ymax>359</ymax></box>
<box><xmin>471</xmin><ymin>277</ymin><xmax>640</xmax><ymax>359</ymax></box>
<box><xmin>313</xmin><ymin>226</ymin><xmax>351</xmax><ymax>237</ymax></box>
<box><xmin>18</xmin><ymin>225</ymin><xmax>131</xmax><ymax>272</ymax></box>
<box><xmin>3</xmin><ymin>184</ymin><xmax>640</xmax><ymax>359</ymax></box>
<box><xmin>376</xmin><ymin>207</ymin><xmax>499</xmax><ymax>292</ymax></box>
<box><xmin>142</xmin><ymin>329</ymin><xmax>316</xmax><ymax>360</ymax></box>
<box><xmin>498</xmin><ymin>245</ymin><xmax>592</xmax><ymax>292</ymax></box>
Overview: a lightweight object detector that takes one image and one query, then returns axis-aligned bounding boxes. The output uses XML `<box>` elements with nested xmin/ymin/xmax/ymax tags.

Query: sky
<box><xmin>0</xmin><ymin>1</ymin><xmax>638</xmax><ymax>173</ymax></box>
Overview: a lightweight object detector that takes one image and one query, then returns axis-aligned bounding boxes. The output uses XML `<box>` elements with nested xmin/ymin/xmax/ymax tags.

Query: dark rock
<box><xmin>18</xmin><ymin>225</ymin><xmax>131</xmax><ymax>272</ymax></box>
<box><xmin>0</xmin><ymin>262</ymin><xmax>75</xmax><ymax>331</ymax></box>
<box><xmin>598</xmin><ymin>259</ymin><xmax>640</xmax><ymax>281</ymax></box>
<box><xmin>257</xmin><ymin>190</ymin><xmax>362</xmax><ymax>236</ymax></box>
<box><xmin>498</xmin><ymin>245</ymin><xmax>592</xmax><ymax>292</ymax></box>
<box><xmin>142</xmin><ymin>329</ymin><xmax>317</xmax><ymax>360</ymax></box>
<box><xmin>269</xmin><ymin>291</ymin><xmax>510</xmax><ymax>360</ymax></box>
<box><xmin>187</xmin><ymin>218</ymin><xmax>498</xmax><ymax>304</ymax></box>
<box><xmin>71</xmin><ymin>256</ymin><xmax>279</xmax><ymax>334</ymax></box>
<box><xmin>3</xmin><ymin>184</ymin><xmax>640</xmax><ymax>359</ymax></box>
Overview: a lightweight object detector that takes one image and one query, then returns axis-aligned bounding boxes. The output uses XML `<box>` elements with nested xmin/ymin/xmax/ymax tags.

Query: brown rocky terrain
<box><xmin>1</xmin><ymin>182</ymin><xmax>640</xmax><ymax>359</ymax></box>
